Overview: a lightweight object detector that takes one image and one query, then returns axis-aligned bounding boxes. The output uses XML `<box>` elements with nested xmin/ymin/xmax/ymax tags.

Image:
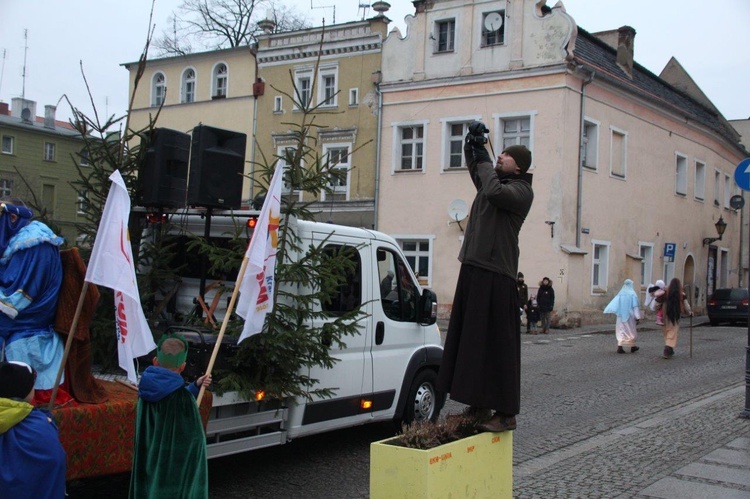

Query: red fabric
<box><xmin>32</xmin><ymin>383</ymin><xmax>77</xmax><ymax>408</ymax></box>
<box><xmin>52</xmin><ymin>380</ymin><xmax>212</xmax><ymax>480</ymax></box>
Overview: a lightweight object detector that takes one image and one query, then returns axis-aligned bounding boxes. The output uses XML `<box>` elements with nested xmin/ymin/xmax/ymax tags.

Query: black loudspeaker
<box><xmin>187</xmin><ymin>125</ymin><xmax>247</xmax><ymax>209</ymax></box>
<box><xmin>138</xmin><ymin>128</ymin><xmax>190</xmax><ymax>207</ymax></box>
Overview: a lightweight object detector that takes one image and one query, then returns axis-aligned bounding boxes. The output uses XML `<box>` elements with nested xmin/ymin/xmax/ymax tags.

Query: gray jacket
<box><xmin>458</xmin><ymin>155</ymin><xmax>534</xmax><ymax>280</ymax></box>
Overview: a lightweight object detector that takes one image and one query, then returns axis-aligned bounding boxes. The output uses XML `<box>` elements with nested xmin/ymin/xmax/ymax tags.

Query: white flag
<box><xmin>236</xmin><ymin>164</ymin><xmax>284</xmax><ymax>343</ymax></box>
<box><xmin>85</xmin><ymin>170</ymin><xmax>156</xmax><ymax>383</ymax></box>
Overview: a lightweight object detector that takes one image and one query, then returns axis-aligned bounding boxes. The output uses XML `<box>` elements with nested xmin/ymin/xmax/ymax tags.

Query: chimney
<box><xmin>11</xmin><ymin>98</ymin><xmax>36</xmax><ymax>124</ymax></box>
<box><xmin>616</xmin><ymin>26</ymin><xmax>636</xmax><ymax>78</ymax></box>
<box><xmin>0</xmin><ymin>102</ymin><xmax>8</xmax><ymax>115</ymax></box>
<box><xmin>44</xmin><ymin>105</ymin><xmax>57</xmax><ymax>129</ymax></box>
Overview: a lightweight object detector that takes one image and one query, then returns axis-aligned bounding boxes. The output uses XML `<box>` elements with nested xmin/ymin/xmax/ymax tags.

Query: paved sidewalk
<box><xmin>437</xmin><ymin>315</ymin><xmax>750</xmax><ymax>497</ymax></box>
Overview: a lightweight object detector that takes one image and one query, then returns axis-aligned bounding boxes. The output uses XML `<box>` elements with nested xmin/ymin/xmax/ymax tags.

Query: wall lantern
<box><xmin>702</xmin><ymin>216</ymin><xmax>727</xmax><ymax>246</ymax></box>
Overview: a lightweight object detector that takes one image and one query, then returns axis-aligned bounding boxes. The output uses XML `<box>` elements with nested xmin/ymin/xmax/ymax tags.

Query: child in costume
<box><xmin>526</xmin><ymin>296</ymin><xmax>540</xmax><ymax>334</ymax></box>
<box><xmin>644</xmin><ymin>280</ymin><xmax>666</xmax><ymax>326</ymax></box>
<box><xmin>0</xmin><ymin>361</ymin><xmax>67</xmax><ymax>498</ymax></box>
<box><xmin>128</xmin><ymin>335</ymin><xmax>212</xmax><ymax>499</ymax></box>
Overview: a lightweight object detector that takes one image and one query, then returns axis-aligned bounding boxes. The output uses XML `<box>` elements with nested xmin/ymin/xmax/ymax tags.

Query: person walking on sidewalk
<box><xmin>537</xmin><ymin>277</ymin><xmax>555</xmax><ymax>334</ymax></box>
<box><xmin>660</xmin><ymin>277</ymin><xmax>692</xmax><ymax>359</ymax></box>
<box><xmin>436</xmin><ymin>121</ymin><xmax>534</xmax><ymax>434</ymax></box>
<box><xmin>604</xmin><ymin>279</ymin><xmax>641</xmax><ymax>354</ymax></box>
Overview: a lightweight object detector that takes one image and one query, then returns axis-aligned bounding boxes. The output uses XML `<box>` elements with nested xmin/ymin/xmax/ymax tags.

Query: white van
<box><xmin>137</xmin><ymin>209</ymin><xmax>444</xmax><ymax>458</ymax></box>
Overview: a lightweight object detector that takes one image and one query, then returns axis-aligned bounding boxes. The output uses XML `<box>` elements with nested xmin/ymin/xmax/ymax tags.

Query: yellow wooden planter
<box><xmin>370</xmin><ymin>431</ymin><xmax>512</xmax><ymax>498</ymax></box>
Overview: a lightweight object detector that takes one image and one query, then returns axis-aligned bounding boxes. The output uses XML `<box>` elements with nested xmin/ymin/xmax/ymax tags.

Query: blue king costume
<box><xmin>0</xmin><ymin>203</ymin><xmax>65</xmax><ymax>395</ymax></box>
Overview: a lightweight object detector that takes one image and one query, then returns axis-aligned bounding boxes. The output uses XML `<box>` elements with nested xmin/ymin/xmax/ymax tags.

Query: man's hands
<box><xmin>467</xmin><ymin>121</ymin><xmax>489</xmax><ymax>144</ymax></box>
<box><xmin>464</xmin><ymin>120</ymin><xmax>491</xmax><ymax>166</ymax></box>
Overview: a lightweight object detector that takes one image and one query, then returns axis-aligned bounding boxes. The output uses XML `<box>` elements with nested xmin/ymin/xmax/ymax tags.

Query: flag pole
<box><xmin>48</xmin><ymin>282</ymin><xmax>90</xmax><ymax>411</ymax></box>
<box><xmin>196</xmin><ymin>256</ymin><xmax>250</xmax><ymax>406</ymax></box>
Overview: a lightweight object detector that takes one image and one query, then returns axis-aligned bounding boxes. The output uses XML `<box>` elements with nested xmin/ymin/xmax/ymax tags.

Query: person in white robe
<box><xmin>604</xmin><ymin>279</ymin><xmax>642</xmax><ymax>354</ymax></box>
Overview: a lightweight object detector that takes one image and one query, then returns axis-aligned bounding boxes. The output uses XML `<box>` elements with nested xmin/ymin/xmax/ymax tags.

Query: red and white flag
<box><xmin>85</xmin><ymin>170</ymin><xmax>156</xmax><ymax>383</ymax></box>
<box><xmin>236</xmin><ymin>164</ymin><xmax>284</xmax><ymax>343</ymax></box>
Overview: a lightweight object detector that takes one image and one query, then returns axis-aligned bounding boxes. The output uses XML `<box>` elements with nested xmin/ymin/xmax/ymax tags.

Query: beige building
<box><xmin>123</xmin><ymin>46</ymin><xmax>258</xmax><ymax>205</ymax></box>
<box><xmin>376</xmin><ymin>0</ymin><xmax>747</xmax><ymax>322</ymax></box>
<box><xmin>254</xmin><ymin>14</ymin><xmax>390</xmax><ymax>227</ymax></box>
<box><xmin>0</xmin><ymin>98</ymin><xmax>85</xmax><ymax>244</ymax></box>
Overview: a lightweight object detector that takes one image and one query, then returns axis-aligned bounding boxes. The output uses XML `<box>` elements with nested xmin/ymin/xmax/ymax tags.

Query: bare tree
<box><xmin>155</xmin><ymin>0</ymin><xmax>311</xmax><ymax>56</ymax></box>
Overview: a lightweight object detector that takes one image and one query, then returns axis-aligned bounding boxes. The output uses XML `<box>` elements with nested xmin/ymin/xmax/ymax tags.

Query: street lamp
<box><xmin>702</xmin><ymin>216</ymin><xmax>727</xmax><ymax>246</ymax></box>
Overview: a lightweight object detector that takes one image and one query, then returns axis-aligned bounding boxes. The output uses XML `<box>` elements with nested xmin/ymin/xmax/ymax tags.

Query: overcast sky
<box><xmin>1</xmin><ymin>0</ymin><xmax>748</xmax><ymax>128</ymax></box>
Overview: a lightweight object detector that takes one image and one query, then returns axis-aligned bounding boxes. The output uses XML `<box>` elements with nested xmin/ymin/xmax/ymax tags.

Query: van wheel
<box><xmin>402</xmin><ymin>370</ymin><xmax>441</xmax><ymax>425</ymax></box>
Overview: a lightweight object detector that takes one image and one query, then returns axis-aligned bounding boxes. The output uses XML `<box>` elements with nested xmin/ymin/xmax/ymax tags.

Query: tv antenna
<box><xmin>447</xmin><ymin>199</ymin><xmax>469</xmax><ymax>232</ymax></box>
<box><xmin>311</xmin><ymin>0</ymin><xmax>335</xmax><ymax>25</ymax></box>
<box><xmin>358</xmin><ymin>3</ymin><xmax>370</xmax><ymax>20</ymax></box>
<box><xmin>22</xmin><ymin>29</ymin><xmax>28</xmax><ymax>102</ymax></box>
<box><xmin>0</xmin><ymin>48</ymin><xmax>6</xmax><ymax>99</ymax></box>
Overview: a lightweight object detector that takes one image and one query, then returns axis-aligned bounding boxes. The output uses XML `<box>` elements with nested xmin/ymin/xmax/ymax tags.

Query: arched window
<box><xmin>181</xmin><ymin>68</ymin><xmax>196</xmax><ymax>103</ymax></box>
<box><xmin>213</xmin><ymin>63</ymin><xmax>228</xmax><ymax>98</ymax></box>
<box><xmin>152</xmin><ymin>72</ymin><xmax>166</xmax><ymax>107</ymax></box>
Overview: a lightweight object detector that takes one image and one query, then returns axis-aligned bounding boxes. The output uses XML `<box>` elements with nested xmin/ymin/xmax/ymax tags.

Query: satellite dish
<box><xmin>448</xmin><ymin>199</ymin><xmax>468</xmax><ymax>231</ymax></box>
<box><xmin>448</xmin><ymin>199</ymin><xmax>468</xmax><ymax>222</ymax></box>
<box><xmin>484</xmin><ymin>12</ymin><xmax>503</xmax><ymax>32</ymax></box>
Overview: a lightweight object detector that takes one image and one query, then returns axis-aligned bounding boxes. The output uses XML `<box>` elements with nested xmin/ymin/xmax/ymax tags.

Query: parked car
<box><xmin>707</xmin><ymin>288</ymin><xmax>749</xmax><ymax>326</ymax></box>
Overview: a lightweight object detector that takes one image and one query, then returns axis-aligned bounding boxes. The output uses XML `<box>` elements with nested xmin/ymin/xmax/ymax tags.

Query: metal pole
<box><xmin>741</xmin><ymin>218</ymin><xmax>750</xmax><ymax>418</ymax></box>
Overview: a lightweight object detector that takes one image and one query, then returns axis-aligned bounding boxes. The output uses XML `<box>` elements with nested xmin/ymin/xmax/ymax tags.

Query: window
<box><xmin>44</xmin><ymin>142</ymin><xmax>56</xmax><ymax>162</ymax></box>
<box><xmin>152</xmin><ymin>72</ymin><xmax>166</xmax><ymax>106</ymax></box>
<box><xmin>714</xmin><ymin>169</ymin><xmax>721</xmax><ymax>206</ymax></box>
<box><xmin>319</xmin><ymin>68</ymin><xmax>337</xmax><ymax>106</ymax></box>
<box><xmin>378</xmin><ymin>248</ymin><xmax>418</xmax><ymax>322</ymax></box>
<box><xmin>435</xmin><ymin>19</ymin><xmax>455</xmax><ymax>53</ymax></box>
<box><xmin>399</xmin><ymin>239</ymin><xmax>431</xmax><ymax>284</ymax></box>
<box><xmin>674</xmin><ymin>153</ymin><xmax>687</xmax><ymax>195</ymax></box>
<box><xmin>213</xmin><ymin>63</ymin><xmax>228</xmax><ymax>98</ymax></box>
<box><xmin>500</xmin><ymin>116</ymin><xmax>531</xmax><ymax>149</ymax></box>
<box><xmin>42</xmin><ymin>184</ymin><xmax>55</xmax><ymax>218</ymax></box>
<box><xmin>639</xmin><ymin>243</ymin><xmax>654</xmax><ymax>290</ymax></box>
<box><xmin>724</xmin><ymin>174</ymin><xmax>731</xmax><ymax>209</ymax></box>
<box><xmin>397</xmin><ymin>125</ymin><xmax>425</xmax><ymax>171</ymax></box>
<box><xmin>79</xmin><ymin>149</ymin><xmax>89</xmax><ymax>167</ymax></box>
<box><xmin>276</xmin><ymin>146</ymin><xmax>301</xmax><ymax>196</ymax></box>
<box><xmin>582</xmin><ymin>120</ymin><xmax>598</xmax><ymax>170</ymax></box>
<box><xmin>482</xmin><ymin>11</ymin><xmax>505</xmax><ymax>46</ymax></box>
<box><xmin>0</xmin><ymin>179</ymin><xmax>13</xmax><ymax>197</ymax></box>
<box><xmin>274</xmin><ymin>96</ymin><xmax>283</xmax><ymax>113</ymax></box>
<box><xmin>181</xmin><ymin>68</ymin><xmax>196</xmax><ymax>103</ymax></box>
<box><xmin>320</xmin><ymin>244</ymin><xmax>362</xmax><ymax>316</ymax></box>
<box><xmin>294</xmin><ymin>68</ymin><xmax>313</xmax><ymax>109</ymax></box>
<box><xmin>591</xmin><ymin>241</ymin><xmax>610</xmax><ymax>293</ymax></box>
<box><xmin>349</xmin><ymin>88</ymin><xmax>359</xmax><ymax>106</ymax></box>
<box><xmin>610</xmin><ymin>128</ymin><xmax>627</xmax><ymax>178</ymax></box>
<box><xmin>1</xmin><ymin>135</ymin><xmax>13</xmax><ymax>155</ymax></box>
<box><xmin>442</xmin><ymin>120</ymin><xmax>476</xmax><ymax>169</ymax></box>
<box><xmin>694</xmin><ymin>161</ymin><xmax>706</xmax><ymax>200</ymax></box>
<box><xmin>77</xmin><ymin>192</ymin><xmax>88</xmax><ymax>215</ymax></box>
<box><xmin>324</xmin><ymin>145</ymin><xmax>350</xmax><ymax>197</ymax></box>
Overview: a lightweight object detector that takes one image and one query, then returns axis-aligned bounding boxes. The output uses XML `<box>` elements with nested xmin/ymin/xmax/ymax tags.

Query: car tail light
<box><xmin>708</xmin><ymin>299</ymin><xmax>718</xmax><ymax>306</ymax></box>
<box><xmin>743</xmin><ymin>299</ymin><xmax>749</xmax><ymax>306</ymax></box>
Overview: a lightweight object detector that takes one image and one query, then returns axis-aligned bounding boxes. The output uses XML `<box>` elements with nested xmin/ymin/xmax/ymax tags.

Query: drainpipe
<box><xmin>576</xmin><ymin>66</ymin><xmax>595</xmax><ymax>248</ymax></box>
<box><xmin>373</xmin><ymin>81</ymin><xmax>383</xmax><ymax>230</ymax></box>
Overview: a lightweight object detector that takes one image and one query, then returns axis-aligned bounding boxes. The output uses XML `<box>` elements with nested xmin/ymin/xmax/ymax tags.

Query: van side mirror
<box><xmin>417</xmin><ymin>288</ymin><xmax>438</xmax><ymax>326</ymax></box>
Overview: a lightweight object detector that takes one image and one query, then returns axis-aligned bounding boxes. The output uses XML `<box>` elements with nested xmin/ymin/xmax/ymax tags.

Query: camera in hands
<box><xmin>466</xmin><ymin>121</ymin><xmax>489</xmax><ymax>145</ymax></box>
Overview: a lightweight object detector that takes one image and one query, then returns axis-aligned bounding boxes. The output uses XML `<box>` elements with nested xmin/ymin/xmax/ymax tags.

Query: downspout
<box><xmin>576</xmin><ymin>66</ymin><xmax>595</xmax><ymax>248</ymax></box>
<box><xmin>373</xmin><ymin>81</ymin><xmax>383</xmax><ymax>230</ymax></box>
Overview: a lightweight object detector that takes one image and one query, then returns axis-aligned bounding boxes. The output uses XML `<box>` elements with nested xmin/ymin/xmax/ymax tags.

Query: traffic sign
<box><xmin>733</xmin><ymin>158</ymin><xmax>750</xmax><ymax>191</ymax></box>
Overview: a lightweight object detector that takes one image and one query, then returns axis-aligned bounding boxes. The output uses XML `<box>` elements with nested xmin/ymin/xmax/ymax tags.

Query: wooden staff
<box><xmin>196</xmin><ymin>256</ymin><xmax>250</xmax><ymax>406</ymax></box>
<box><xmin>48</xmin><ymin>282</ymin><xmax>89</xmax><ymax>411</ymax></box>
